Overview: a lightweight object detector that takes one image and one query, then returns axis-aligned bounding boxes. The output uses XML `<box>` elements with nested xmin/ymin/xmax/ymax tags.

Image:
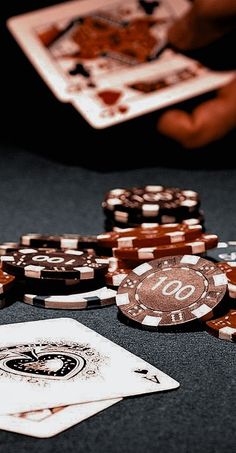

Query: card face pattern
<box><xmin>0</xmin><ymin>318</ymin><xmax>179</xmax><ymax>415</ymax></box>
<box><xmin>8</xmin><ymin>0</ymin><xmax>234</xmax><ymax>127</ymax></box>
<box><xmin>0</xmin><ymin>399</ymin><xmax>121</xmax><ymax>438</ymax></box>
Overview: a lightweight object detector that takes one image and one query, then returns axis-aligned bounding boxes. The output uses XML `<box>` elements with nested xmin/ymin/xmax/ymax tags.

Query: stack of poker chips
<box><xmin>0</xmin><ymin>225</ymin><xmax>220</xmax><ymax>311</ymax></box>
<box><xmin>102</xmin><ymin>185</ymin><xmax>205</xmax><ymax>230</ymax></box>
<box><xmin>0</xmin><ymin>235</ymin><xmax>116</xmax><ymax>310</ymax></box>
<box><xmin>96</xmin><ymin>223</ymin><xmax>218</xmax><ymax>287</ymax></box>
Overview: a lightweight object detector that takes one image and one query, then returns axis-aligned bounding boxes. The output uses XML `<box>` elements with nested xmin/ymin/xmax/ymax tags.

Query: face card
<box><xmin>7</xmin><ymin>0</ymin><xmax>234</xmax><ymax>128</ymax></box>
<box><xmin>8</xmin><ymin>0</ymin><xmax>187</xmax><ymax>102</ymax></box>
<box><xmin>0</xmin><ymin>318</ymin><xmax>179</xmax><ymax>414</ymax></box>
<box><xmin>0</xmin><ymin>399</ymin><xmax>121</xmax><ymax>438</ymax></box>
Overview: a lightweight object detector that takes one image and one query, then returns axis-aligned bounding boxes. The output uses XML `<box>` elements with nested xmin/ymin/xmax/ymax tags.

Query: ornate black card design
<box><xmin>0</xmin><ymin>342</ymin><xmax>105</xmax><ymax>383</ymax></box>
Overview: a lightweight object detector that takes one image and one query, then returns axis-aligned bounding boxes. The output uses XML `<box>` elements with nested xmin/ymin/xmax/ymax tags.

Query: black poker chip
<box><xmin>20</xmin><ymin>233</ymin><xmax>99</xmax><ymax>251</ymax></box>
<box><xmin>103</xmin><ymin>186</ymin><xmax>200</xmax><ymax>218</ymax></box>
<box><xmin>1</xmin><ymin>248</ymin><xmax>109</xmax><ymax>280</ymax></box>
<box><xmin>206</xmin><ymin>241</ymin><xmax>236</xmax><ymax>263</ymax></box>
<box><xmin>22</xmin><ymin>286</ymin><xmax>117</xmax><ymax>310</ymax></box>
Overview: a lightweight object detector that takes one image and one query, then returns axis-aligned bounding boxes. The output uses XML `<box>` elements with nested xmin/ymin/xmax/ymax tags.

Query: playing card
<box><xmin>7</xmin><ymin>0</ymin><xmax>234</xmax><ymax>128</ymax></box>
<box><xmin>0</xmin><ymin>399</ymin><xmax>121</xmax><ymax>438</ymax></box>
<box><xmin>0</xmin><ymin>318</ymin><xmax>179</xmax><ymax>414</ymax></box>
<box><xmin>8</xmin><ymin>0</ymin><xmax>187</xmax><ymax>102</ymax></box>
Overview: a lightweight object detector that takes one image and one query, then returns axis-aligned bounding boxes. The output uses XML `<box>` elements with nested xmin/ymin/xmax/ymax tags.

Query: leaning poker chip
<box><xmin>1</xmin><ymin>248</ymin><xmax>109</xmax><ymax>280</ymax></box>
<box><xmin>206</xmin><ymin>310</ymin><xmax>236</xmax><ymax>342</ymax></box>
<box><xmin>23</xmin><ymin>287</ymin><xmax>117</xmax><ymax>310</ymax></box>
<box><xmin>207</xmin><ymin>241</ymin><xmax>236</xmax><ymax>263</ymax></box>
<box><xmin>113</xmin><ymin>234</ymin><xmax>218</xmax><ymax>260</ymax></box>
<box><xmin>97</xmin><ymin>224</ymin><xmax>203</xmax><ymax>249</ymax></box>
<box><xmin>116</xmin><ymin>255</ymin><xmax>227</xmax><ymax>328</ymax></box>
<box><xmin>20</xmin><ymin>233</ymin><xmax>98</xmax><ymax>251</ymax></box>
<box><xmin>103</xmin><ymin>186</ymin><xmax>200</xmax><ymax>217</ymax></box>
<box><xmin>0</xmin><ymin>269</ymin><xmax>15</xmax><ymax>295</ymax></box>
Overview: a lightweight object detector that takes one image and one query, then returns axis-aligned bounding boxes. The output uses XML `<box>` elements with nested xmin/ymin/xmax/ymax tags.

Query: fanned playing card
<box><xmin>0</xmin><ymin>318</ymin><xmax>179</xmax><ymax>414</ymax></box>
<box><xmin>8</xmin><ymin>0</ymin><xmax>234</xmax><ymax>128</ymax></box>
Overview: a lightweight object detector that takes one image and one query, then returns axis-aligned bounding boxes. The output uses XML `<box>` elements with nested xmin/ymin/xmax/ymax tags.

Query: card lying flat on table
<box><xmin>0</xmin><ymin>318</ymin><xmax>179</xmax><ymax>415</ymax></box>
<box><xmin>0</xmin><ymin>399</ymin><xmax>121</xmax><ymax>438</ymax></box>
<box><xmin>8</xmin><ymin>0</ymin><xmax>234</xmax><ymax>128</ymax></box>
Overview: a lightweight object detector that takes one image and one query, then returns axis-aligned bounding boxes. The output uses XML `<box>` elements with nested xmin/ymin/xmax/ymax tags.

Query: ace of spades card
<box><xmin>0</xmin><ymin>318</ymin><xmax>179</xmax><ymax>415</ymax></box>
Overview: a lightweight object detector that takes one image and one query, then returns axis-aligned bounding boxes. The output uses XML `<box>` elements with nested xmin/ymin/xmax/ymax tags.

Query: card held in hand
<box><xmin>8</xmin><ymin>0</ymin><xmax>234</xmax><ymax>128</ymax></box>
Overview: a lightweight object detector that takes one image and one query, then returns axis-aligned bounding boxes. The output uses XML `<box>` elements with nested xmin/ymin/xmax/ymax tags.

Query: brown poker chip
<box><xmin>206</xmin><ymin>309</ymin><xmax>236</xmax><ymax>342</ymax></box>
<box><xmin>0</xmin><ymin>269</ymin><xmax>15</xmax><ymax>295</ymax></box>
<box><xmin>217</xmin><ymin>262</ymin><xmax>236</xmax><ymax>298</ymax></box>
<box><xmin>116</xmin><ymin>255</ymin><xmax>227</xmax><ymax>327</ymax></box>
<box><xmin>113</xmin><ymin>234</ymin><xmax>218</xmax><ymax>260</ymax></box>
<box><xmin>97</xmin><ymin>223</ymin><xmax>203</xmax><ymax>249</ymax></box>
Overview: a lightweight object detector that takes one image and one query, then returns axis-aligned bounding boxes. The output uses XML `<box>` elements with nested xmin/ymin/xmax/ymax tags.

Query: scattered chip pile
<box><xmin>0</xmin><ymin>184</ymin><xmax>235</xmax><ymax>344</ymax></box>
<box><xmin>102</xmin><ymin>186</ymin><xmax>205</xmax><ymax>230</ymax></box>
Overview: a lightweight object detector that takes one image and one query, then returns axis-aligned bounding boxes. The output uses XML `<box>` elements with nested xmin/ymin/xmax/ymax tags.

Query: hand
<box><xmin>156</xmin><ymin>0</ymin><xmax>236</xmax><ymax>148</ymax></box>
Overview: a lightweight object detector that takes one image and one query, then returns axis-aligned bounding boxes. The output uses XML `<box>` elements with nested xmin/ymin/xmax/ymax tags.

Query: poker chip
<box><xmin>104</xmin><ymin>257</ymin><xmax>133</xmax><ymax>288</ymax></box>
<box><xmin>207</xmin><ymin>241</ymin><xmax>236</xmax><ymax>263</ymax></box>
<box><xmin>20</xmin><ymin>233</ymin><xmax>98</xmax><ymax>250</ymax></box>
<box><xmin>104</xmin><ymin>209</ymin><xmax>203</xmax><ymax>226</ymax></box>
<box><xmin>217</xmin><ymin>262</ymin><xmax>236</xmax><ymax>299</ymax></box>
<box><xmin>1</xmin><ymin>248</ymin><xmax>109</xmax><ymax>280</ymax></box>
<box><xmin>206</xmin><ymin>309</ymin><xmax>236</xmax><ymax>341</ymax></box>
<box><xmin>0</xmin><ymin>243</ymin><xmax>59</xmax><ymax>256</ymax></box>
<box><xmin>113</xmin><ymin>234</ymin><xmax>218</xmax><ymax>260</ymax></box>
<box><xmin>17</xmin><ymin>273</ymin><xmax>104</xmax><ymax>296</ymax></box>
<box><xmin>104</xmin><ymin>214</ymin><xmax>205</xmax><ymax>231</ymax></box>
<box><xmin>103</xmin><ymin>186</ymin><xmax>200</xmax><ymax>217</ymax></box>
<box><xmin>105</xmin><ymin>268</ymin><xmax>130</xmax><ymax>287</ymax></box>
<box><xmin>0</xmin><ymin>242</ymin><xmax>21</xmax><ymax>256</ymax></box>
<box><xmin>97</xmin><ymin>224</ymin><xmax>203</xmax><ymax>249</ymax></box>
<box><xmin>0</xmin><ymin>269</ymin><xmax>15</xmax><ymax>295</ymax></box>
<box><xmin>23</xmin><ymin>286</ymin><xmax>117</xmax><ymax>310</ymax></box>
<box><xmin>116</xmin><ymin>255</ymin><xmax>227</xmax><ymax>328</ymax></box>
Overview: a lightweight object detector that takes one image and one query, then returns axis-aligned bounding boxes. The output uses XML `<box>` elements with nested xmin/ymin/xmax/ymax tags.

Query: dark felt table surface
<box><xmin>1</xmin><ymin>1</ymin><xmax>236</xmax><ymax>450</ymax></box>
<box><xmin>0</xmin><ymin>149</ymin><xmax>235</xmax><ymax>453</ymax></box>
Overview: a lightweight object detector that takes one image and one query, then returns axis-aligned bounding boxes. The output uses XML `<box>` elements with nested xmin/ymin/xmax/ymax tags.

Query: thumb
<box><xmin>156</xmin><ymin>78</ymin><xmax>236</xmax><ymax>148</ymax></box>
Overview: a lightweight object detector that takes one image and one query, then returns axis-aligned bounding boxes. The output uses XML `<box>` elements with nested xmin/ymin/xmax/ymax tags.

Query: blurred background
<box><xmin>2</xmin><ymin>0</ymin><xmax>236</xmax><ymax>170</ymax></box>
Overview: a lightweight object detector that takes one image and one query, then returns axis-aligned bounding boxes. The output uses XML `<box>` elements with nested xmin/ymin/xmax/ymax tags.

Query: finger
<box><xmin>157</xmin><ymin>78</ymin><xmax>236</xmax><ymax>148</ymax></box>
<box><xmin>168</xmin><ymin>0</ymin><xmax>236</xmax><ymax>50</ymax></box>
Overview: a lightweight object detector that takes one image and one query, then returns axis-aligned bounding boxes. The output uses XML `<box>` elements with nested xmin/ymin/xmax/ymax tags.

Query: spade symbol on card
<box><xmin>69</xmin><ymin>63</ymin><xmax>90</xmax><ymax>78</ymax></box>
<box><xmin>0</xmin><ymin>346</ymin><xmax>86</xmax><ymax>380</ymax></box>
<box><xmin>135</xmin><ymin>369</ymin><xmax>160</xmax><ymax>384</ymax></box>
